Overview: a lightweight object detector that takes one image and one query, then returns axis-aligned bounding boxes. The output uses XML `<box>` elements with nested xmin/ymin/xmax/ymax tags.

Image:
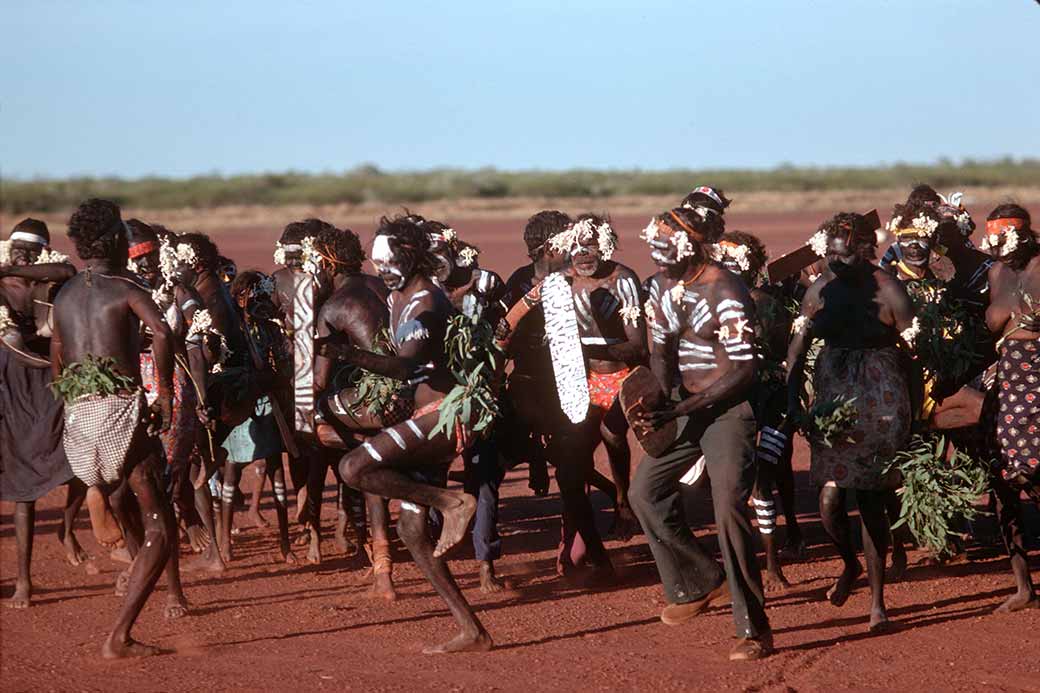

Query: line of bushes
<box><xmin>3</xmin><ymin>159</ymin><xmax>1037</xmax><ymax>214</ymax></box>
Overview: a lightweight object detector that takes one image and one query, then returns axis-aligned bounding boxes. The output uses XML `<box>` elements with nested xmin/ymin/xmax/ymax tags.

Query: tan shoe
<box><xmin>729</xmin><ymin>631</ymin><xmax>774</xmax><ymax>661</ymax></box>
<box><xmin>660</xmin><ymin>581</ymin><xmax>730</xmax><ymax>625</ymax></box>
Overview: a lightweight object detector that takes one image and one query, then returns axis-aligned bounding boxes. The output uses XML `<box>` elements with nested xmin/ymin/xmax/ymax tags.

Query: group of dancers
<box><xmin>1</xmin><ymin>184</ymin><xmax>1037</xmax><ymax>661</ymax></box>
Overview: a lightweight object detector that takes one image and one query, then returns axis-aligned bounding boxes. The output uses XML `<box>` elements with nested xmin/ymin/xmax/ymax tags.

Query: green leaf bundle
<box><xmin>885</xmin><ymin>434</ymin><xmax>991</xmax><ymax>558</ymax></box>
<box><xmin>429</xmin><ymin>313</ymin><xmax>502</xmax><ymax>440</ymax></box>
<box><xmin>350</xmin><ymin>329</ymin><xmax>404</xmax><ymax>417</ymax></box>
<box><xmin>50</xmin><ymin>355</ymin><xmax>136</xmax><ymax>403</ymax></box>
<box><xmin>794</xmin><ymin>394</ymin><xmax>859</xmax><ymax>448</ymax></box>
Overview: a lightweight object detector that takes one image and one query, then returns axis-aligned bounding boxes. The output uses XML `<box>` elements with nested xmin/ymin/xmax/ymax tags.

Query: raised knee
<box><xmin>338</xmin><ymin>453</ymin><xmax>364</xmax><ymax>490</ymax></box>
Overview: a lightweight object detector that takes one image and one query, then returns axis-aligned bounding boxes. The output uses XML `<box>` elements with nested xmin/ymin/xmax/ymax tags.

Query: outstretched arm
<box><xmin>0</xmin><ymin>263</ymin><xmax>76</xmax><ymax>284</ymax></box>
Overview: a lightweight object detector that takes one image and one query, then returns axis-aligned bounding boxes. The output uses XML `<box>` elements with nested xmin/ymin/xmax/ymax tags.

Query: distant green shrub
<box><xmin>2</xmin><ymin>159</ymin><xmax>1037</xmax><ymax>213</ymax></box>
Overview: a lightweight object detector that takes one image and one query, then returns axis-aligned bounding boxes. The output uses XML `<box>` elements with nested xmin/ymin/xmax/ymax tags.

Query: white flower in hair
<box><xmin>0</xmin><ymin>305</ymin><xmax>15</xmax><ymax>334</ymax></box>
<box><xmin>955</xmin><ymin>211</ymin><xmax>973</xmax><ymax>235</ymax></box>
<box><xmin>300</xmin><ymin>236</ymin><xmax>323</xmax><ymax>275</ymax></box>
<box><xmin>886</xmin><ymin>215</ymin><xmax>903</xmax><ymax>233</ymax></box>
<box><xmin>669</xmin><ymin>283</ymin><xmax>686</xmax><ymax>302</ymax></box>
<box><xmin>151</xmin><ymin>286</ymin><xmax>172</xmax><ymax>307</ymax></box>
<box><xmin>708</xmin><ymin>245</ymin><xmax>725</xmax><ymax>262</ymax></box>
<box><xmin>0</xmin><ymin>240</ymin><xmax>10</xmax><ymax>266</ymax></box>
<box><xmin>36</xmin><ymin>248</ymin><xmax>69</xmax><ymax>264</ymax></box>
<box><xmin>457</xmin><ymin>246</ymin><xmax>479</xmax><ymax>267</ymax></box>
<box><xmin>595</xmin><ymin>221</ymin><xmax>617</xmax><ymax>260</ymax></box>
<box><xmin>712</xmin><ymin>243</ymin><xmax>751</xmax><ymax>272</ymax></box>
<box><xmin>791</xmin><ymin>315</ymin><xmax>810</xmax><ymax>335</ymax></box>
<box><xmin>548</xmin><ymin>228</ymin><xmax>577</xmax><ymax>255</ymax></box>
<box><xmin>442</xmin><ymin>228</ymin><xmax>457</xmax><ymax>243</ymax></box>
<box><xmin>672</xmin><ymin>230</ymin><xmax>694</xmax><ymax>260</ymax></box>
<box><xmin>900</xmin><ymin>317</ymin><xmax>920</xmax><ymax>348</ymax></box>
<box><xmin>127</xmin><ymin>258</ymin><xmax>141</xmax><ymax>273</ymax></box>
<box><xmin>273</xmin><ymin>242</ymin><xmax>288</xmax><ymax>265</ymax></box>
<box><xmin>158</xmin><ymin>238</ymin><xmax>179</xmax><ymax>284</ymax></box>
<box><xmin>1004</xmin><ymin>228</ymin><xmax>1020</xmax><ymax>255</ymax></box>
<box><xmin>808</xmin><ymin>230</ymin><xmax>829</xmax><ymax>258</ymax></box>
<box><xmin>910</xmin><ymin>214</ymin><xmax>939</xmax><ymax>237</ymax></box>
<box><xmin>639</xmin><ymin>219</ymin><xmax>660</xmax><ymax>242</ymax></box>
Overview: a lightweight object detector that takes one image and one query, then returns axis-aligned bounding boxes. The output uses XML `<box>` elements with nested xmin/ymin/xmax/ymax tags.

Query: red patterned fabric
<box><xmin>587</xmin><ymin>368</ymin><xmax>630</xmax><ymax>412</ymax></box>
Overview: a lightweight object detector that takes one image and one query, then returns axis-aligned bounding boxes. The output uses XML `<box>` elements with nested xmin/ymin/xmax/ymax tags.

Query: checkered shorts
<box><xmin>62</xmin><ymin>391</ymin><xmax>145</xmax><ymax>486</ymax></box>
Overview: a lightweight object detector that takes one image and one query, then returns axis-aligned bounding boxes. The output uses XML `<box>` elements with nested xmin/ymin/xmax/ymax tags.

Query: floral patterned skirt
<box><xmin>810</xmin><ymin>345</ymin><xmax>910</xmax><ymax>490</ymax></box>
<box><xmin>996</xmin><ymin>338</ymin><xmax>1040</xmax><ymax>481</ymax></box>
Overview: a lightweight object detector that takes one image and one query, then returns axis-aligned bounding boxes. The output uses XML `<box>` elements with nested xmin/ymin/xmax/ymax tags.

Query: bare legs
<box><xmin>601</xmin><ymin>400</ymin><xmax>638</xmax><ymax>542</ymax></box>
<box><xmin>246</xmin><ymin>459</ymin><xmax>270</xmax><ymax>528</ymax></box>
<box><xmin>102</xmin><ymin>439</ymin><xmax>173</xmax><ymax>659</ymax></box>
<box><xmin>992</xmin><ymin>474</ymin><xmax>1039</xmax><ymax>612</ymax></box>
<box><xmin>818</xmin><ymin>484</ymin><xmax>890</xmax><ymax>630</ymax></box>
<box><xmin>397</xmin><ymin>504</ymin><xmax>492</xmax><ymax>654</ymax></box>
<box><xmin>366</xmin><ymin>493</ymin><xmax>396</xmax><ymax>600</ymax></box>
<box><xmin>58</xmin><ymin>480</ymin><xmax>90</xmax><ymax>566</ymax></box>
<box><xmin>4</xmin><ymin>502</ymin><xmax>34</xmax><ymax>609</ymax></box>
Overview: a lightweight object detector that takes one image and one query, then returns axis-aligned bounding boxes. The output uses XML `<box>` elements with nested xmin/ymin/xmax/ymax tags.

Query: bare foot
<box><xmin>84</xmin><ymin>561</ymin><xmax>101</xmax><ymax>576</ymax></box>
<box><xmin>433</xmin><ymin>494</ymin><xmax>477</xmax><ymax>558</ymax></box>
<box><xmin>995</xmin><ymin>591</ymin><xmax>1040</xmax><ymax>613</ymax></box>
<box><xmin>479</xmin><ymin>562</ymin><xmax>513</xmax><ymax>594</ymax></box>
<box><xmin>764</xmin><ymin>569</ymin><xmax>792</xmax><ymax>594</ymax></box>
<box><xmin>280</xmin><ymin>548</ymin><xmax>299</xmax><ymax>565</ymax></box>
<box><xmin>422</xmin><ymin>630</ymin><xmax>493</xmax><ymax>654</ymax></box>
<box><xmin>610</xmin><ymin>505</ymin><xmax>639</xmax><ymax>543</ymax></box>
<box><xmin>114</xmin><ymin>567</ymin><xmax>132</xmax><ymax>597</ymax></box>
<box><xmin>185</xmin><ymin>525</ymin><xmax>210</xmax><ymax>554</ymax></box>
<box><xmin>102</xmin><ymin>636</ymin><xmax>163</xmax><ymax>659</ymax></box>
<box><xmin>110</xmin><ymin>545</ymin><xmax>132</xmax><ymax>564</ymax></box>
<box><xmin>86</xmin><ymin>487</ymin><xmax>123</xmax><ymax>549</ymax></box>
<box><xmin>370</xmin><ymin>572</ymin><xmax>397</xmax><ymax>602</ymax></box>
<box><xmin>164</xmin><ymin>596</ymin><xmax>189</xmax><ymax>620</ymax></box>
<box><xmin>61</xmin><ymin>532</ymin><xmax>90</xmax><ymax>566</ymax></box>
<box><xmin>4</xmin><ymin>582</ymin><xmax>31</xmax><ymax>609</ymax></box>
<box><xmin>826</xmin><ymin>562</ymin><xmax>862</xmax><ymax>606</ymax></box>
<box><xmin>307</xmin><ymin>527</ymin><xmax>322</xmax><ymax>565</ymax></box>
<box><xmin>869</xmin><ymin>607</ymin><xmax>891</xmax><ymax>632</ymax></box>
<box><xmin>183</xmin><ymin>547</ymin><xmax>226</xmax><ymax>574</ymax></box>
<box><xmin>246</xmin><ymin>509</ymin><xmax>269</xmax><ymax>529</ymax></box>
<box><xmin>888</xmin><ymin>545</ymin><xmax>908</xmax><ymax>581</ymax></box>
<box><xmin>293</xmin><ymin>532</ymin><xmax>310</xmax><ymax>547</ymax></box>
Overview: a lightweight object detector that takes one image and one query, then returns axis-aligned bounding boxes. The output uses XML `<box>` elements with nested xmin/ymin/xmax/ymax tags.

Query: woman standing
<box><xmin>785</xmin><ymin>212</ymin><xmax>916</xmax><ymax>632</ymax></box>
<box><xmin>982</xmin><ymin>203</ymin><xmax>1039</xmax><ymax>612</ymax></box>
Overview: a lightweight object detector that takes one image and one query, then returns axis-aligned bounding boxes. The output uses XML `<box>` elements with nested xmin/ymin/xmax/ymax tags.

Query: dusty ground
<box><xmin>3</xmin><ymin>194</ymin><xmax>1040</xmax><ymax>692</ymax></box>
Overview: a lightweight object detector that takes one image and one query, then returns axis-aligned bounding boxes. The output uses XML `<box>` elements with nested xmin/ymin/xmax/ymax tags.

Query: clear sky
<box><xmin>3</xmin><ymin>1</ymin><xmax>1038</xmax><ymax>179</ymax></box>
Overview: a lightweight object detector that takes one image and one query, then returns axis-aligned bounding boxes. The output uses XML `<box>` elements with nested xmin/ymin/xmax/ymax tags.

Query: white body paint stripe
<box><xmin>387</xmin><ymin>428</ymin><xmax>407</xmax><ymax>449</ymax></box>
<box><xmin>362</xmin><ymin>441</ymin><xmax>382</xmax><ymax>461</ymax></box>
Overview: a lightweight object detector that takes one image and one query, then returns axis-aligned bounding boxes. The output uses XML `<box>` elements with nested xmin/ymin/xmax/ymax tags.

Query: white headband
<box><xmin>9</xmin><ymin>231</ymin><xmax>47</xmax><ymax>246</ymax></box>
<box><xmin>691</xmin><ymin>186</ymin><xmax>724</xmax><ymax>209</ymax></box>
<box><xmin>280</xmin><ymin>243</ymin><xmax>303</xmax><ymax>252</ymax></box>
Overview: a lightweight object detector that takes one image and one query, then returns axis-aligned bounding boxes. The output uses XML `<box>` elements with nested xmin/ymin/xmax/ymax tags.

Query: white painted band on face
<box><xmin>371</xmin><ymin>235</ymin><xmax>394</xmax><ymax>264</ymax></box>
<box><xmin>9</xmin><ymin>231</ymin><xmax>47</xmax><ymax>246</ymax></box>
<box><xmin>281</xmin><ymin>243</ymin><xmax>303</xmax><ymax>252</ymax></box>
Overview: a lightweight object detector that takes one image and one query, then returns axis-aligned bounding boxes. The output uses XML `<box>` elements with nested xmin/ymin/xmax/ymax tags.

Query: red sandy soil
<box><xmin>3</xmin><ymin>205</ymin><xmax>1040</xmax><ymax>692</ymax></box>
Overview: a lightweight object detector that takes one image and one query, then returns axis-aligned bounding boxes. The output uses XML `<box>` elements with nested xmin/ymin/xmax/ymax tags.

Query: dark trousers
<box><xmin>629</xmin><ymin>399</ymin><xmax>769</xmax><ymax>639</ymax></box>
<box><xmin>464</xmin><ymin>437</ymin><xmax>505</xmax><ymax>562</ymax></box>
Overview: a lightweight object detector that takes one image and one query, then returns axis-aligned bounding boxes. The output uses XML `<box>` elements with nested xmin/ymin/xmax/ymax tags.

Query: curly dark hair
<box><xmin>889</xmin><ymin>200</ymin><xmax>942</xmax><ymax>236</ymax></box>
<box><xmin>987</xmin><ymin>203</ymin><xmax>1036</xmax><ymax>268</ymax></box>
<box><xmin>280</xmin><ymin>218</ymin><xmax>336</xmax><ymax>245</ymax></box>
<box><xmin>820</xmin><ymin>211</ymin><xmax>878</xmax><ymax>259</ymax></box>
<box><xmin>230</xmin><ymin>269</ymin><xmax>268</xmax><ymax>303</ymax></box>
<box><xmin>68</xmin><ymin>198</ymin><xmax>124</xmax><ymax>260</ymax></box>
<box><xmin>178</xmin><ymin>232</ymin><xmax>221</xmax><ymax>270</ymax></box>
<box><xmin>375</xmin><ymin>214</ymin><xmax>440</xmax><ymax>279</ymax></box>
<box><xmin>317</xmin><ymin>226</ymin><xmax>366</xmax><ymax>275</ymax></box>
<box><xmin>524</xmin><ymin>210</ymin><xmax>571</xmax><ymax>255</ymax></box>
<box><xmin>681</xmin><ymin>186</ymin><xmax>731</xmax><ymax>215</ymax></box>
<box><xmin>906</xmin><ymin>184</ymin><xmax>942</xmax><ymax>206</ymax></box>
<box><xmin>717</xmin><ymin>230</ymin><xmax>768</xmax><ymax>277</ymax></box>
<box><xmin>658</xmin><ymin>206</ymin><xmax>723</xmax><ymax>244</ymax></box>
<box><xmin>10</xmin><ymin>218</ymin><xmax>50</xmax><ymax>243</ymax></box>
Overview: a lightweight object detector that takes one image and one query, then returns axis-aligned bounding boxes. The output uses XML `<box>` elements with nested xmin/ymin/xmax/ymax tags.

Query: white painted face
<box><xmin>371</xmin><ymin>234</ymin><xmax>408</xmax><ymax>290</ymax></box>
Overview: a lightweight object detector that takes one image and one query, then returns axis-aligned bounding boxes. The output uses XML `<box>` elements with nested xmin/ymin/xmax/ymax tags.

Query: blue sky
<box><xmin>3</xmin><ymin>1</ymin><xmax>1038</xmax><ymax>179</ymax></box>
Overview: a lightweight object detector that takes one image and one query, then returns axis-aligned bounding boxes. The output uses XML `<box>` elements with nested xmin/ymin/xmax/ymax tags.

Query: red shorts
<box><xmin>588</xmin><ymin>368</ymin><xmax>630</xmax><ymax>412</ymax></box>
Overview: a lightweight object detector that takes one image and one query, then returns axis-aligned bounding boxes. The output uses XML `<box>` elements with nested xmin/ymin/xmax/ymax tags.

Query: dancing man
<box><xmin>630</xmin><ymin>205</ymin><xmax>772</xmax><ymax>660</ymax></box>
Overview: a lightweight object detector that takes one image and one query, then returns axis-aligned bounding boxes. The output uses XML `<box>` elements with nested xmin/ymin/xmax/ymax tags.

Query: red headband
<box><xmin>986</xmin><ymin>218</ymin><xmax>1028</xmax><ymax>236</ymax></box>
<box><xmin>128</xmin><ymin>240</ymin><xmax>158</xmax><ymax>258</ymax></box>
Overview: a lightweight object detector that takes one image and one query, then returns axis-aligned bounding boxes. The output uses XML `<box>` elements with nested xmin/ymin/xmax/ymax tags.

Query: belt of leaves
<box><xmin>50</xmin><ymin>355</ymin><xmax>136</xmax><ymax>403</ymax></box>
<box><xmin>884</xmin><ymin>434</ymin><xmax>991</xmax><ymax>558</ymax></box>
<box><xmin>350</xmin><ymin>329</ymin><xmax>407</xmax><ymax>417</ymax></box>
<box><xmin>429</xmin><ymin>313</ymin><xmax>502</xmax><ymax>439</ymax></box>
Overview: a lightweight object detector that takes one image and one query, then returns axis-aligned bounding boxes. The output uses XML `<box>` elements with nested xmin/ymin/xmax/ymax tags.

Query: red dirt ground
<box><xmin>3</xmin><ymin>206</ymin><xmax>1039</xmax><ymax>692</ymax></box>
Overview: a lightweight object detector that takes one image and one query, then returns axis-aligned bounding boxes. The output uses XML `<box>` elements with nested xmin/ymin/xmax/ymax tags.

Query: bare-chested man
<box><xmin>424</xmin><ymin>220</ymin><xmax>512</xmax><ymax>592</ymax></box>
<box><xmin>1</xmin><ymin>219</ymin><xmax>86</xmax><ymax>608</ymax></box>
<box><xmin>552</xmin><ymin>214</ymin><xmax>647</xmax><ymax>567</ymax></box>
<box><xmin>312</xmin><ymin>225</ymin><xmax>400</xmax><ymax>598</ymax></box>
<box><xmin>331</xmin><ymin>214</ymin><xmax>491</xmax><ymax>653</ymax></box>
<box><xmin>51</xmin><ymin>199</ymin><xmax>175</xmax><ymax>658</ymax></box>
<box><xmin>630</xmin><ymin>206</ymin><xmax>772</xmax><ymax>661</ymax></box>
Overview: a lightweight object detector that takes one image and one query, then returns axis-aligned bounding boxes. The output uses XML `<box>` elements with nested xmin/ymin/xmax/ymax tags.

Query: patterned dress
<box><xmin>995</xmin><ymin>337</ymin><xmax>1040</xmax><ymax>481</ymax></box>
